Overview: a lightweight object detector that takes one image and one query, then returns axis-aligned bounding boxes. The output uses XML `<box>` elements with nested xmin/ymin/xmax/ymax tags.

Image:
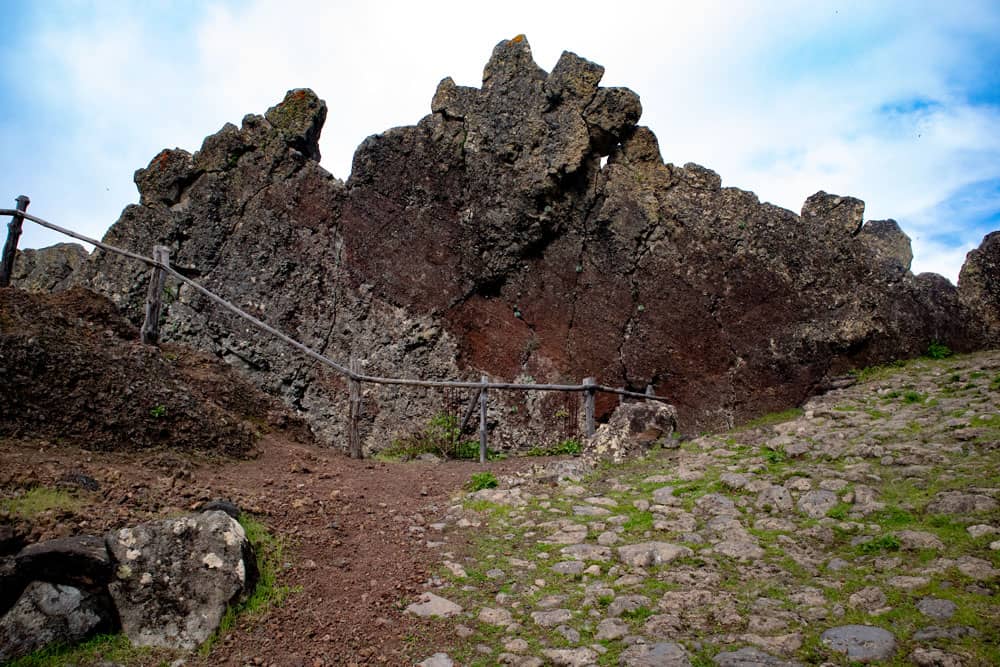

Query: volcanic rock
<box><xmin>57</xmin><ymin>36</ymin><xmax>1000</xmax><ymax>452</ymax></box>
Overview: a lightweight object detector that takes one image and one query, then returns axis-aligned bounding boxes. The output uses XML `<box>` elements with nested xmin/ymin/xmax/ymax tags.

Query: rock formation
<box><xmin>10</xmin><ymin>243</ymin><xmax>87</xmax><ymax>293</ymax></box>
<box><xmin>53</xmin><ymin>36</ymin><xmax>999</xmax><ymax>450</ymax></box>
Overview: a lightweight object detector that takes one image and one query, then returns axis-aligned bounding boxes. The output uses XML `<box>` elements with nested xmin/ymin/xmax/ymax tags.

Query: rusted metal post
<box><xmin>479</xmin><ymin>375</ymin><xmax>488</xmax><ymax>464</ymax></box>
<box><xmin>584</xmin><ymin>376</ymin><xmax>597</xmax><ymax>437</ymax></box>
<box><xmin>0</xmin><ymin>195</ymin><xmax>30</xmax><ymax>287</ymax></box>
<box><xmin>349</xmin><ymin>358</ymin><xmax>362</xmax><ymax>459</ymax></box>
<box><xmin>140</xmin><ymin>245</ymin><xmax>170</xmax><ymax>344</ymax></box>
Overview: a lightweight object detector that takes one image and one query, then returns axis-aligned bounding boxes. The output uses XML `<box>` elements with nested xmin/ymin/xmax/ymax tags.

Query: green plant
<box><xmin>527</xmin><ymin>438</ymin><xmax>582</xmax><ymax>456</ymax></box>
<box><xmin>5</xmin><ymin>633</ymin><xmax>159</xmax><ymax>667</ymax></box>
<box><xmin>902</xmin><ymin>390</ymin><xmax>924</xmax><ymax>404</ymax></box>
<box><xmin>925</xmin><ymin>341</ymin><xmax>953</xmax><ymax>359</ymax></box>
<box><xmin>149</xmin><ymin>404</ymin><xmax>167</xmax><ymax>418</ymax></box>
<box><xmin>382</xmin><ymin>413</ymin><xmax>486</xmax><ymax>460</ymax></box>
<box><xmin>467</xmin><ymin>472</ymin><xmax>499</xmax><ymax>491</ymax></box>
<box><xmin>856</xmin><ymin>534</ymin><xmax>901</xmax><ymax>555</ymax></box>
<box><xmin>0</xmin><ymin>487</ymin><xmax>80</xmax><ymax>519</ymax></box>
<box><xmin>761</xmin><ymin>446</ymin><xmax>787</xmax><ymax>465</ymax></box>
<box><xmin>741</xmin><ymin>408</ymin><xmax>804</xmax><ymax>430</ymax></box>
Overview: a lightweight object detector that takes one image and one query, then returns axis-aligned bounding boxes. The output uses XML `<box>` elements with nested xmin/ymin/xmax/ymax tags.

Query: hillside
<box><xmin>1</xmin><ymin>349</ymin><xmax>997</xmax><ymax>665</ymax></box>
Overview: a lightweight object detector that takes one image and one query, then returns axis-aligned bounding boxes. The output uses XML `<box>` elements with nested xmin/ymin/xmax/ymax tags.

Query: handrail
<box><xmin>0</xmin><ymin>207</ymin><xmax>671</xmax><ymax>402</ymax></box>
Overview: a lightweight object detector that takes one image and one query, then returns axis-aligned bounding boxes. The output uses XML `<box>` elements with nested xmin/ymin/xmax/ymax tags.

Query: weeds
<box><xmin>466</xmin><ymin>472</ymin><xmax>499</xmax><ymax>491</ymax></box>
<box><xmin>925</xmin><ymin>341</ymin><xmax>953</xmax><ymax>359</ymax></box>
<box><xmin>0</xmin><ymin>486</ymin><xmax>80</xmax><ymax>518</ymax></box>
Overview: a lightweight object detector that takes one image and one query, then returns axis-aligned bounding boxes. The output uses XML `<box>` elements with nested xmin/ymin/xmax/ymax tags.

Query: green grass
<box><xmin>467</xmin><ymin>471</ymin><xmax>499</xmax><ymax>491</ymax></box>
<box><xmin>855</xmin><ymin>534</ymin><xmax>901</xmax><ymax>555</ymax></box>
<box><xmin>925</xmin><ymin>341</ymin><xmax>953</xmax><ymax>359</ymax></box>
<box><xmin>0</xmin><ymin>486</ymin><xmax>81</xmax><ymax>518</ymax></box>
<box><xmin>740</xmin><ymin>408</ymin><xmax>804</xmax><ymax>430</ymax></box>
<box><xmin>200</xmin><ymin>515</ymin><xmax>297</xmax><ymax>656</ymax></box>
<box><xmin>527</xmin><ymin>438</ymin><xmax>582</xmax><ymax>456</ymax></box>
<box><xmin>4</xmin><ymin>634</ymin><xmax>160</xmax><ymax>667</ymax></box>
<box><xmin>849</xmin><ymin>359</ymin><xmax>907</xmax><ymax>383</ymax></box>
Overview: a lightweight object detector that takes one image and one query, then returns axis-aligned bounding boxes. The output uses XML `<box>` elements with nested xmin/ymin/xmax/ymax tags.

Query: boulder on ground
<box><xmin>585</xmin><ymin>401</ymin><xmax>678</xmax><ymax>464</ymax></box>
<box><xmin>0</xmin><ymin>581</ymin><xmax>114</xmax><ymax>662</ymax></box>
<box><xmin>105</xmin><ymin>510</ymin><xmax>257</xmax><ymax>650</ymax></box>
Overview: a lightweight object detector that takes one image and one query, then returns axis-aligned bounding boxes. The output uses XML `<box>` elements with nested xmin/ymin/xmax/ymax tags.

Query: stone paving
<box><xmin>407</xmin><ymin>352</ymin><xmax>1000</xmax><ymax>666</ymax></box>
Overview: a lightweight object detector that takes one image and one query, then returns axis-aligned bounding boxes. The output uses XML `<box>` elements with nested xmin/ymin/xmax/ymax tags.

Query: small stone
<box><xmin>555</xmin><ymin>624</ymin><xmax>579</xmax><ymax>642</ymax></box>
<box><xmin>551</xmin><ymin>560</ymin><xmax>585</xmax><ymax>575</ymax></box>
<box><xmin>531</xmin><ymin>608</ymin><xmax>572</xmax><ymax>627</ymax></box>
<box><xmin>608</xmin><ymin>595</ymin><xmax>651</xmax><ymax>617</ymax></box>
<box><xmin>405</xmin><ymin>593</ymin><xmax>462</xmax><ymax>618</ymax></box>
<box><xmin>486</xmin><ymin>568</ymin><xmax>505</xmax><ymax>579</ymax></box>
<box><xmin>820</xmin><ymin>625</ymin><xmax>896</xmax><ymax>662</ymax></box>
<box><xmin>916</xmin><ymin>597</ymin><xmax>956</xmax><ymax>620</ymax></box>
<box><xmin>909</xmin><ymin>647</ymin><xmax>964</xmax><ymax>667</ymax></box>
<box><xmin>418</xmin><ymin>653</ymin><xmax>453</xmax><ymax>667</ymax></box>
<box><xmin>617</xmin><ymin>542</ymin><xmax>692</xmax><ymax>567</ymax></box>
<box><xmin>620</xmin><ymin>641</ymin><xmax>691</xmax><ymax>666</ymax></box>
<box><xmin>504</xmin><ymin>637</ymin><xmax>529</xmax><ymax>652</ymax></box>
<box><xmin>595</xmin><ymin>617</ymin><xmax>629</xmax><ymax>640</ymax></box>
<box><xmin>886</xmin><ymin>576</ymin><xmax>929</xmax><ymax>591</ymax></box>
<box><xmin>848</xmin><ymin>587</ymin><xmax>887</xmax><ymax>614</ymax></box>
<box><xmin>797</xmin><ymin>490</ymin><xmax>838</xmax><ymax>519</ymax></box>
<box><xmin>560</xmin><ymin>544</ymin><xmax>612</xmax><ymax>561</ymax></box>
<box><xmin>478</xmin><ymin>607</ymin><xmax>513</xmax><ymax>626</ymax></box>
<box><xmin>712</xmin><ymin>646</ymin><xmax>802</xmax><ymax>666</ymax></box>
<box><xmin>956</xmin><ymin>555</ymin><xmax>999</xmax><ymax>580</ymax></box>
<box><xmin>896</xmin><ymin>530</ymin><xmax>944</xmax><ymax>550</ymax></box>
<box><xmin>967</xmin><ymin>524</ymin><xmax>997</xmax><ymax>539</ymax></box>
<box><xmin>542</xmin><ymin>647</ymin><xmax>599</xmax><ymax>666</ymax></box>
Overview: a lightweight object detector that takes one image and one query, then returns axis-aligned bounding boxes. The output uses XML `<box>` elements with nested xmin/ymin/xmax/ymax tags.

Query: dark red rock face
<box><xmin>76</xmin><ymin>37</ymin><xmax>998</xmax><ymax>444</ymax></box>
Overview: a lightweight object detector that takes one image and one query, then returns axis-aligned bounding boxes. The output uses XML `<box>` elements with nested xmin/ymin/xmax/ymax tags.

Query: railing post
<box><xmin>584</xmin><ymin>377</ymin><xmax>596</xmax><ymax>438</ymax></box>
<box><xmin>479</xmin><ymin>375</ymin><xmax>489</xmax><ymax>464</ymax></box>
<box><xmin>140</xmin><ymin>245</ymin><xmax>170</xmax><ymax>345</ymax></box>
<box><xmin>645</xmin><ymin>384</ymin><xmax>654</xmax><ymax>401</ymax></box>
<box><xmin>0</xmin><ymin>195</ymin><xmax>30</xmax><ymax>287</ymax></box>
<box><xmin>349</xmin><ymin>358</ymin><xmax>362</xmax><ymax>459</ymax></box>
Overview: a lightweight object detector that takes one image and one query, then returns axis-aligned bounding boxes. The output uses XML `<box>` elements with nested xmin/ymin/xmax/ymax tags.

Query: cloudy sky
<box><xmin>2</xmin><ymin>0</ymin><xmax>998</xmax><ymax>283</ymax></box>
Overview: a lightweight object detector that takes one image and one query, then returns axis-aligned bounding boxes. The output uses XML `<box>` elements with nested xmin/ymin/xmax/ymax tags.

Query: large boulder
<box><xmin>73</xmin><ymin>36</ymin><xmax>1000</xmax><ymax>451</ymax></box>
<box><xmin>959</xmin><ymin>231</ymin><xmax>1000</xmax><ymax>346</ymax></box>
<box><xmin>105</xmin><ymin>510</ymin><xmax>257</xmax><ymax>650</ymax></box>
<box><xmin>15</xmin><ymin>534</ymin><xmax>112</xmax><ymax>591</ymax></box>
<box><xmin>0</xmin><ymin>581</ymin><xmax>115</xmax><ymax>662</ymax></box>
<box><xmin>10</xmin><ymin>243</ymin><xmax>88</xmax><ymax>293</ymax></box>
<box><xmin>585</xmin><ymin>401</ymin><xmax>678</xmax><ymax>463</ymax></box>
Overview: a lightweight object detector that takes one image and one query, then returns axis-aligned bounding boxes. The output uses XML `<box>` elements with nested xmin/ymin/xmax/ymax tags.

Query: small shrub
<box><xmin>527</xmin><ymin>438</ymin><xmax>582</xmax><ymax>456</ymax></box>
<box><xmin>467</xmin><ymin>472</ymin><xmax>498</xmax><ymax>491</ymax></box>
<box><xmin>0</xmin><ymin>487</ymin><xmax>80</xmax><ymax>519</ymax></box>
<box><xmin>856</xmin><ymin>534</ymin><xmax>901</xmax><ymax>555</ymax></box>
<box><xmin>925</xmin><ymin>341</ymin><xmax>953</xmax><ymax>359</ymax></box>
<box><xmin>149</xmin><ymin>404</ymin><xmax>167</xmax><ymax>418</ymax></box>
<box><xmin>902</xmin><ymin>391</ymin><xmax>924</xmax><ymax>404</ymax></box>
<box><xmin>761</xmin><ymin>446</ymin><xmax>787</xmax><ymax>465</ymax></box>
<box><xmin>382</xmin><ymin>413</ymin><xmax>488</xmax><ymax>460</ymax></box>
<box><xmin>620</xmin><ymin>606</ymin><xmax>654</xmax><ymax>623</ymax></box>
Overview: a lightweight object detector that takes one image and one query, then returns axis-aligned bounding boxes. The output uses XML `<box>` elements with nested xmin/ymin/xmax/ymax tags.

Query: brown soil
<box><xmin>0</xmin><ymin>286</ymin><xmax>541</xmax><ymax>665</ymax></box>
<box><xmin>1</xmin><ymin>434</ymin><xmax>540</xmax><ymax>666</ymax></box>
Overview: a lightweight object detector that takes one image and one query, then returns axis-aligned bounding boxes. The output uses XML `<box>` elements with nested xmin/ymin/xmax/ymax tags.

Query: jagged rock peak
<box><xmin>134</xmin><ymin>88</ymin><xmax>327</xmax><ymax>207</ymax></box>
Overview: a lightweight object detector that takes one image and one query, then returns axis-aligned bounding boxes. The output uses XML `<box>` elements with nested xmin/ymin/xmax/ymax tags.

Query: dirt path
<box><xmin>0</xmin><ymin>434</ymin><xmax>542</xmax><ymax>666</ymax></box>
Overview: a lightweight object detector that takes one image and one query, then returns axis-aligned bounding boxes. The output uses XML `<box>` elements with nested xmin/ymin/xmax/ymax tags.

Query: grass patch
<box><xmin>4</xmin><ymin>634</ymin><xmax>160</xmax><ymax>667</ymax></box>
<box><xmin>924</xmin><ymin>341</ymin><xmax>953</xmax><ymax>359</ymax></box>
<box><xmin>740</xmin><ymin>408</ymin><xmax>804</xmax><ymax>430</ymax></box>
<box><xmin>0</xmin><ymin>486</ymin><xmax>80</xmax><ymax>518</ymax></box>
<box><xmin>849</xmin><ymin>359</ymin><xmax>907</xmax><ymax>383</ymax></box>
<box><xmin>200</xmin><ymin>515</ymin><xmax>296</xmax><ymax>656</ymax></box>
<box><xmin>467</xmin><ymin>472</ymin><xmax>499</xmax><ymax>491</ymax></box>
<box><xmin>380</xmin><ymin>413</ymin><xmax>496</xmax><ymax>460</ymax></box>
<box><xmin>902</xmin><ymin>390</ymin><xmax>925</xmax><ymax>404</ymax></box>
<box><xmin>855</xmin><ymin>534</ymin><xmax>901</xmax><ymax>555</ymax></box>
<box><xmin>527</xmin><ymin>438</ymin><xmax>582</xmax><ymax>457</ymax></box>
<box><xmin>620</xmin><ymin>605</ymin><xmax>654</xmax><ymax>623</ymax></box>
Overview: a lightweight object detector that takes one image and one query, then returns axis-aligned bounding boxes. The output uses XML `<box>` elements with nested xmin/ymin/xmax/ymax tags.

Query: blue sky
<box><xmin>1</xmin><ymin>0</ymin><xmax>998</xmax><ymax>283</ymax></box>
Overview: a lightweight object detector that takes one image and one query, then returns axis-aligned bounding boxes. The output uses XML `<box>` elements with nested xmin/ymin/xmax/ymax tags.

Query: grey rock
<box><xmin>586</xmin><ymin>401</ymin><xmax>678</xmax><ymax>464</ymax></box>
<box><xmin>912</xmin><ymin>625</ymin><xmax>978</xmax><ymax>641</ymax></box>
<box><xmin>544</xmin><ymin>647</ymin><xmax>599</xmax><ymax>666</ymax></box>
<box><xmin>552</xmin><ymin>560</ymin><xmax>585</xmax><ymax>575</ymax></box>
<box><xmin>756</xmin><ymin>485</ymin><xmax>793</xmax><ymax>513</ymax></box>
<box><xmin>15</xmin><ymin>535</ymin><xmax>112</xmax><ymax>590</ymax></box>
<box><xmin>617</xmin><ymin>542</ymin><xmax>693</xmax><ymax>567</ymax></box>
<box><xmin>712</xmin><ymin>646</ymin><xmax>802</xmax><ymax>666</ymax></box>
<box><xmin>596</xmin><ymin>617</ymin><xmax>629</xmax><ymax>640</ymax></box>
<box><xmin>820</xmin><ymin>625</ymin><xmax>896</xmax><ymax>663</ymax></box>
<box><xmin>620</xmin><ymin>641</ymin><xmax>691</xmax><ymax>666</ymax></box>
<box><xmin>0</xmin><ymin>581</ymin><xmax>114</xmax><ymax>662</ymax></box>
<box><xmin>958</xmin><ymin>230</ymin><xmax>1000</xmax><ymax>345</ymax></box>
<box><xmin>406</xmin><ymin>593</ymin><xmax>463</xmax><ymax>618</ymax></box>
<box><xmin>561</xmin><ymin>543</ymin><xmax>612</xmax><ymax>561</ymax></box>
<box><xmin>531</xmin><ymin>608</ymin><xmax>573</xmax><ymax>627</ymax></box>
<box><xmin>10</xmin><ymin>243</ymin><xmax>88</xmax><ymax>293</ymax></box>
<box><xmin>105</xmin><ymin>511</ymin><xmax>256</xmax><ymax>649</ymax></box>
<box><xmin>608</xmin><ymin>594</ymin><xmax>651</xmax><ymax>617</ymax></box>
<box><xmin>418</xmin><ymin>653</ymin><xmax>454</xmax><ymax>667</ymax></box>
<box><xmin>909</xmin><ymin>646</ymin><xmax>965</xmax><ymax>667</ymax></box>
<box><xmin>797</xmin><ymin>490</ymin><xmax>838</xmax><ymax>519</ymax></box>
<box><xmin>926</xmin><ymin>491</ymin><xmax>998</xmax><ymax>515</ymax></box>
<box><xmin>916</xmin><ymin>597</ymin><xmax>957</xmax><ymax>621</ymax></box>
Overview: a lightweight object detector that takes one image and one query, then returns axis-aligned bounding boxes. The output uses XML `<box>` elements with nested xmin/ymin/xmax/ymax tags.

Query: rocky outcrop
<box><xmin>958</xmin><ymin>231</ymin><xmax>1000</xmax><ymax>346</ymax></box>
<box><xmin>68</xmin><ymin>36</ymin><xmax>998</xmax><ymax>449</ymax></box>
<box><xmin>10</xmin><ymin>243</ymin><xmax>88</xmax><ymax>292</ymax></box>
